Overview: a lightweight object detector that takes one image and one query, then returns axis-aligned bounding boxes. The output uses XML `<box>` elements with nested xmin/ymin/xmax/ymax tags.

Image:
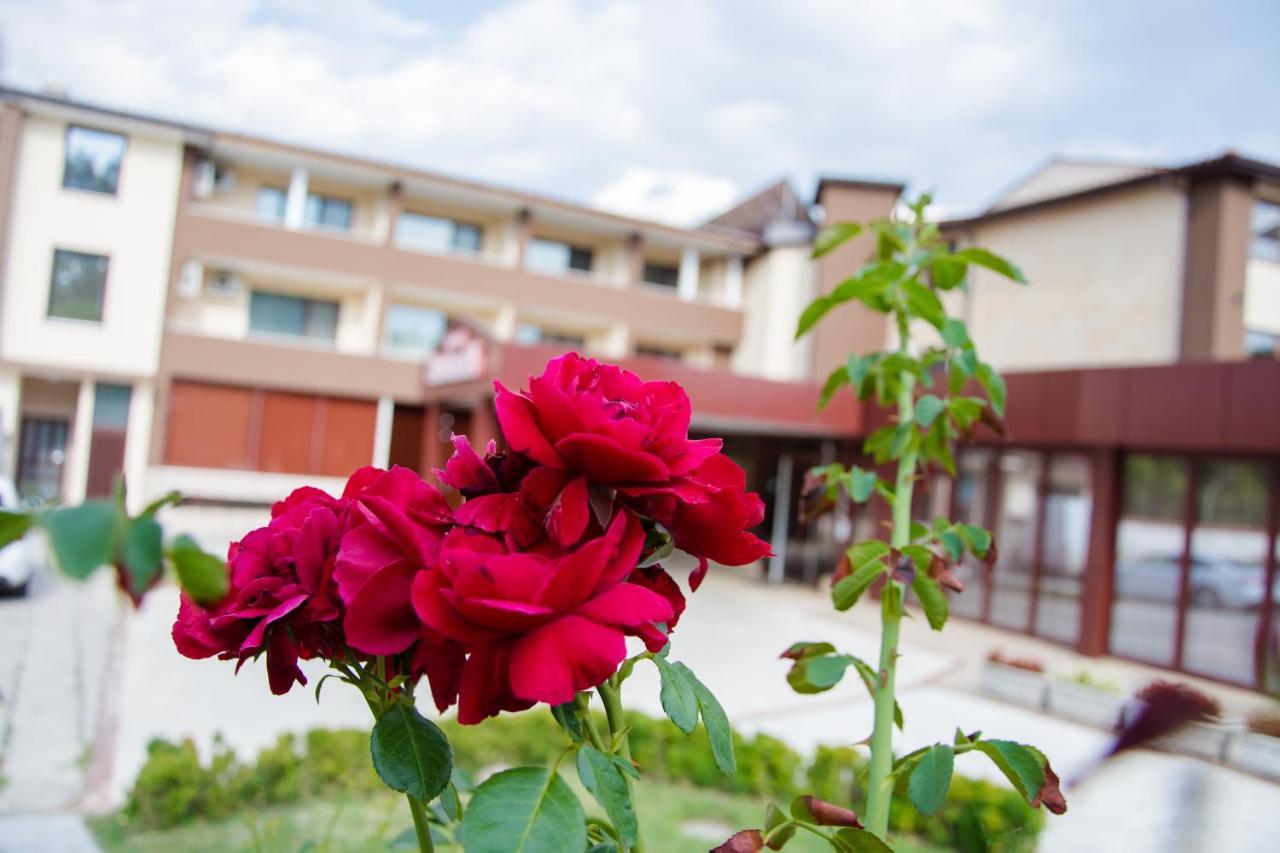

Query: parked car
<box><xmin>1116</xmin><ymin>554</ymin><xmax>1280</xmax><ymax>609</ymax></box>
<box><xmin>0</xmin><ymin>478</ymin><xmax>43</xmax><ymax>596</ymax></box>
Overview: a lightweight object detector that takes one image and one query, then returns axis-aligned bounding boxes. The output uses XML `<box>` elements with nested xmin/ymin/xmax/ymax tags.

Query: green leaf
<box><xmin>832</xmin><ymin>827</ymin><xmax>893</xmax><ymax>852</ymax></box>
<box><xmin>121</xmin><ymin>516</ymin><xmax>164</xmax><ymax>597</ymax></box>
<box><xmin>846</xmin><ymin>354</ymin><xmax>874</xmax><ymax>395</ymax></box>
<box><xmin>832</xmin><ymin>541</ymin><xmax>890</xmax><ymax>611</ymax></box>
<box><xmin>956</xmin><ymin>247</ymin><xmax>1027</xmax><ymax>283</ymax></box>
<box><xmin>958</xmin><ymin>524</ymin><xmax>992</xmax><ymax>557</ymax></box>
<box><xmin>0</xmin><ymin>509</ymin><xmax>35</xmax><ymax>548</ymax></box>
<box><xmin>812</xmin><ymin>222</ymin><xmax>864</xmax><ymax>258</ymax></box>
<box><xmin>764</xmin><ymin>803</ymin><xmax>796</xmax><ymax>849</ymax></box>
<box><xmin>370</xmin><ymin>703</ymin><xmax>453</xmax><ymax>802</ymax></box>
<box><xmin>459</xmin><ymin>767</ymin><xmax>586</xmax><ymax>853</ymax></box>
<box><xmin>914</xmin><ymin>395</ymin><xmax>946</xmax><ymax>429</ymax></box>
<box><xmin>550</xmin><ymin>702</ymin><xmax>585</xmax><ymax>744</ymax></box>
<box><xmin>937</xmin><ymin>529</ymin><xmax>965</xmax><ymax>562</ymax></box>
<box><xmin>847</xmin><ymin>467</ymin><xmax>877</xmax><ymax>503</ymax></box>
<box><xmin>43</xmin><ymin>501</ymin><xmax>119</xmax><ymax>579</ymax></box>
<box><xmin>818</xmin><ymin>365</ymin><xmax>849</xmax><ymax>410</ymax></box>
<box><xmin>672</xmin><ymin>662</ymin><xmax>736</xmax><ymax>774</ymax></box>
<box><xmin>795</xmin><ymin>296</ymin><xmax>833</xmax><ymax>339</ymax></box>
<box><xmin>973</xmin><ymin>740</ymin><xmax>1045</xmax><ymax>804</ymax></box>
<box><xmin>576</xmin><ymin>746</ymin><xmax>637</xmax><ymax>848</ymax></box>
<box><xmin>941</xmin><ymin>318</ymin><xmax>969</xmax><ymax>348</ymax></box>
<box><xmin>911</xmin><ymin>574</ymin><xmax>949</xmax><ymax>631</ymax></box>
<box><xmin>167</xmin><ymin>534</ymin><xmax>229</xmax><ymax>605</ymax></box>
<box><xmin>900</xmin><ymin>279</ymin><xmax>946</xmax><ymax>329</ymax></box>
<box><xmin>930</xmin><ymin>255</ymin><xmax>968</xmax><ymax>290</ymax></box>
<box><xmin>788</xmin><ymin>654</ymin><xmax>852</xmax><ymax>694</ymax></box>
<box><xmin>830</xmin><ymin>272</ymin><xmax>894</xmax><ymax>313</ymax></box>
<box><xmin>908</xmin><ymin>744</ymin><xmax>954</xmax><ymax>816</ymax></box>
<box><xmin>975</xmin><ymin>362</ymin><xmax>1007</xmax><ymax>416</ymax></box>
<box><xmin>653</xmin><ymin>656</ymin><xmax>699</xmax><ymax>735</ymax></box>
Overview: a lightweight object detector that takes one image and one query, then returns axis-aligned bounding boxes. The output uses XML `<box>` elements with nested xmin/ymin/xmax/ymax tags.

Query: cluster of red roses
<box><xmin>174</xmin><ymin>354</ymin><xmax>770</xmax><ymax>722</ymax></box>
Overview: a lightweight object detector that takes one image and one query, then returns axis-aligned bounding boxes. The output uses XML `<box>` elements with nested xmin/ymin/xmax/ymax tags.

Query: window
<box><xmin>62</xmin><ymin>126</ymin><xmax>126</xmax><ymax>194</ymax></box>
<box><xmin>383</xmin><ymin>304</ymin><xmax>449</xmax><ymax>357</ymax></box>
<box><xmin>1252</xmin><ymin>201</ymin><xmax>1280</xmax><ymax>262</ymax></box>
<box><xmin>1247</xmin><ymin>328</ymin><xmax>1279</xmax><ymax>358</ymax></box>
<box><xmin>525</xmin><ymin>238</ymin><xmax>593</xmax><ymax>275</ymax></box>
<box><xmin>1035</xmin><ymin>456</ymin><xmax>1092</xmax><ymax>644</ymax></box>
<box><xmin>255</xmin><ymin>186</ymin><xmax>287</xmax><ymax>223</ymax></box>
<box><xmin>514</xmin><ymin>323</ymin><xmax>585</xmax><ymax>349</ymax></box>
<box><xmin>93</xmin><ymin>384</ymin><xmax>132</xmax><ymax>429</ymax></box>
<box><xmin>1110</xmin><ymin>455</ymin><xmax>1188</xmax><ymax>666</ymax></box>
<box><xmin>304</xmin><ymin>193</ymin><xmax>354</xmax><ymax>231</ymax></box>
<box><xmin>48</xmin><ymin>249</ymin><xmax>108</xmax><ymax>322</ymax></box>
<box><xmin>635</xmin><ymin>344</ymin><xmax>682</xmax><ymax>361</ymax></box>
<box><xmin>396</xmin><ymin>212</ymin><xmax>483</xmax><ymax>255</ymax></box>
<box><xmin>950</xmin><ymin>449</ymin><xmax>994</xmax><ymax>621</ymax></box>
<box><xmin>249</xmin><ymin>291</ymin><xmax>339</xmax><ymax>342</ymax></box>
<box><xmin>642</xmin><ymin>261</ymin><xmax>679</xmax><ymax>289</ymax></box>
<box><xmin>988</xmin><ymin>451</ymin><xmax>1042</xmax><ymax>631</ymax></box>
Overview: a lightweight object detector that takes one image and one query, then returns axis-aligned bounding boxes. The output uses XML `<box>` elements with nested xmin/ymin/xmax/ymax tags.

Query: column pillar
<box><xmin>65</xmin><ymin>378</ymin><xmax>95</xmax><ymax>504</ymax></box>
<box><xmin>284</xmin><ymin>166</ymin><xmax>309</xmax><ymax>231</ymax></box>
<box><xmin>625</xmin><ymin>233</ymin><xmax>644</xmax><ymax>288</ymax></box>
<box><xmin>513</xmin><ymin>208</ymin><xmax>533</xmax><ymax>269</ymax></box>
<box><xmin>0</xmin><ymin>368</ymin><xmax>21</xmax><ymax>480</ymax></box>
<box><xmin>725</xmin><ymin>255</ymin><xmax>744</xmax><ymax>309</ymax></box>
<box><xmin>122</xmin><ymin>380</ymin><xmax>154</xmax><ymax>512</ymax></box>
<box><xmin>372</xmin><ymin>396</ymin><xmax>394</xmax><ymax>468</ymax></box>
<box><xmin>677</xmin><ymin>248</ymin><xmax>700</xmax><ymax>302</ymax></box>
<box><xmin>1078</xmin><ymin>447</ymin><xmax>1122</xmax><ymax>656</ymax></box>
<box><xmin>767</xmin><ymin>452</ymin><xmax>794</xmax><ymax>584</ymax></box>
<box><xmin>419</xmin><ymin>404</ymin><xmax>446</xmax><ymax>480</ymax></box>
<box><xmin>380</xmin><ymin>181</ymin><xmax>403</xmax><ymax>246</ymax></box>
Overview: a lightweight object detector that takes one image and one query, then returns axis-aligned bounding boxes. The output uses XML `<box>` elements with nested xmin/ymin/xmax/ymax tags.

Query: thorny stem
<box><xmin>866</xmin><ymin>311</ymin><xmax>918</xmax><ymax>839</ymax></box>
<box><xmin>405</xmin><ymin>793</ymin><xmax>437</xmax><ymax>853</ymax></box>
<box><xmin>597</xmin><ymin>679</ymin><xmax>644</xmax><ymax>853</ymax></box>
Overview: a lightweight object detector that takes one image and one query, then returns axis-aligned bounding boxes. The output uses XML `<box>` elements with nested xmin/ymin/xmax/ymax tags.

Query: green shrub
<box><xmin>122</xmin><ymin>708</ymin><xmax>1045</xmax><ymax>849</ymax></box>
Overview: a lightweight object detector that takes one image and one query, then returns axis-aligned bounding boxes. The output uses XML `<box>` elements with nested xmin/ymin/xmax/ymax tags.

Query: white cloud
<box><xmin>591</xmin><ymin>167</ymin><xmax>738</xmax><ymax>226</ymax></box>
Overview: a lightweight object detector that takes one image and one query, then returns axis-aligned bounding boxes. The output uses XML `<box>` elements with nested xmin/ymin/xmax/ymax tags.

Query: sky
<box><xmin>1</xmin><ymin>0</ymin><xmax>1277</xmax><ymax>225</ymax></box>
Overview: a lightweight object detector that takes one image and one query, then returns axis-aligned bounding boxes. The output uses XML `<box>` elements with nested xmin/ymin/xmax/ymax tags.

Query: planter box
<box><xmin>1046</xmin><ymin>681</ymin><xmax>1126</xmax><ymax>729</ymax></box>
<box><xmin>1152</xmin><ymin>720</ymin><xmax>1235</xmax><ymax>763</ymax></box>
<box><xmin>979</xmin><ymin>661</ymin><xmax>1048</xmax><ymax>709</ymax></box>
<box><xmin>1227</xmin><ymin>731</ymin><xmax>1280</xmax><ymax>780</ymax></box>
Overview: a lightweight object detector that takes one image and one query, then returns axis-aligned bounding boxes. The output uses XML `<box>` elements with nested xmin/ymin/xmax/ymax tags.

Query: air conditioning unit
<box><xmin>207</xmin><ymin>270</ymin><xmax>244</xmax><ymax>297</ymax></box>
<box><xmin>192</xmin><ymin>159</ymin><xmax>236</xmax><ymax>198</ymax></box>
<box><xmin>176</xmin><ymin>260</ymin><xmax>204</xmax><ymax>298</ymax></box>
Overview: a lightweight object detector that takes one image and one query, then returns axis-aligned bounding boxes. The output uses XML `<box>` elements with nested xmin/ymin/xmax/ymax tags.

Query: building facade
<box><xmin>0</xmin><ymin>88</ymin><xmax>1277</xmax><ymax>690</ymax></box>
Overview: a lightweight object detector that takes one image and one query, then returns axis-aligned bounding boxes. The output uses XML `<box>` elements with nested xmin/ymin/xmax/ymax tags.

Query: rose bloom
<box><xmin>172</xmin><ymin>486</ymin><xmax>346</xmax><ymax>695</ymax></box>
<box><xmin>411</xmin><ymin>510</ymin><xmax>679</xmax><ymax>723</ymax></box>
<box><xmin>487</xmin><ymin>353</ymin><xmax>771</xmax><ymax>584</ymax></box>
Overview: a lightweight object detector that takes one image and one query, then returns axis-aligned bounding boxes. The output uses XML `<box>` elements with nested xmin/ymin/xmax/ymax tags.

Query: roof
<box><xmin>942</xmin><ymin>152</ymin><xmax>1280</xmax><ymax>229</ymax></box>
<box><xmin>703</xmin><ymin>179</ymin><xmax>815</xmax><ymax>246</ymax></box>
<box><xmin>0</xmin><ymin>85</ymin><xmax>757</xmax><ymax>253</ymax></box>
<box><xmin>813</xmin><ymin>175</ymin><xmax>906</xmax><ymax>205</ymax></box>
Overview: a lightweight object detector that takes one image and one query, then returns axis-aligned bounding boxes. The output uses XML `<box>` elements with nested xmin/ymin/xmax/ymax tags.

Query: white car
<box><xmin>0</xmin><ymin>477</ymin><xmax>43</xmax><ymax>596</ymax></box>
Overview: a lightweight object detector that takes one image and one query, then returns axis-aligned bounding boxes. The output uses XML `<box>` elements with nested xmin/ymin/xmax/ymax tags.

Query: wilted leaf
<box><xmin>713</xmin><ymin>829</ymin><xmax>764</xmax><ymax>853</ymax></box>
<box><xmin>1107</xmin><ymin>680</ymin><xmax>1220</xmax><ymax>758</ymax></box>
<box><xmin>791</xmin><ymin>795</ymin><xmax>863</xmax><ymax>828</ymax></box>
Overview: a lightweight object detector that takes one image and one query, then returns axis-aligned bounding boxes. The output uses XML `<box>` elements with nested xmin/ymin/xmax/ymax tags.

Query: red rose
<box><xmin>172</xmin><ymin>486</ymin><xmax>346</xmax><ymax>695</ymax></box>
<box><xmin>333</xmin><ymin>466</ymin><xmax>452</xmax><ymax>657</ymax></box>
<box><xmin>410</xmin><ymin>510</ymin><xmax>674</xmax><ymax>722</ymax></box>
<box><xmin>494</xmin><ymin>353</ymin><xmax>723</xmax><ymax>485</ymax></box>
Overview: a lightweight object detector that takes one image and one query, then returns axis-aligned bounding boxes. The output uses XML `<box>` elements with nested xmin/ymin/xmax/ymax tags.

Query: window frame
<box><xmin>255</xmin><ymin>185</ymin><xmax>288</xmax><ymax>224</ymax></box>
<box><xmin>61</xmin><ymin>124</ymin><xmax>127</xmax><ymax>196</ymax></box>
<box><xmin>247</xmin><ymin>290</ymin><xmax>341</xmax><ymax>343</ymax></box>
<box><xmin>303</xmin><ymin>192</ymin><xmax>355</xmax><ymax>232</ymax></box>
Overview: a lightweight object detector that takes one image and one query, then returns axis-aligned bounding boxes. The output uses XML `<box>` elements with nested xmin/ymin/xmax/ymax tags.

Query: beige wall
<box><xmin>732</xmin><ymin>245</ymin><xmax>815</xmax><ymax>381</ymax></box>
<box><xmin>957</xmin><ymin>183</ymin><xmax>1188</xmax><ymax>371</ymax></box>
<box><xmin>1</xmin><ymin>113</ymin><xmax>182</xmax><ymax>377</ymax></box>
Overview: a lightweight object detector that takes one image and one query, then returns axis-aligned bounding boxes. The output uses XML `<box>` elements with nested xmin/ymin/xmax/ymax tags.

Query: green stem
<box><xmin>597</xmin><ymin>680</ymin><xmax>643</xmax><ymax>853</ymax></box>
<box><xmin>865</xmin><ymin>319</ymin><xmax>918</xmax><ymax>839</ymax></box>
<box><xmin>406</xmin><ymin>793</ymin><xmax>436</xmax><ymax>853</ymax></box>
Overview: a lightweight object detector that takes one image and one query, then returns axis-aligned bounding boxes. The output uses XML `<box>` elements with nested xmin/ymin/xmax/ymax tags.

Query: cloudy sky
<box><xmin>1</xmin><ymin>0</ymin><xmax>1277</xmax><ymax>224</ymax></box>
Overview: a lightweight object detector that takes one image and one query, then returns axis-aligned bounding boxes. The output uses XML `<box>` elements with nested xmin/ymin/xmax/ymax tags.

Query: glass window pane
<box><xmin>63</xmin><ymin>126</ymin><xmax>126</xmax><ymax>194</ymax></box>
<box><xmin>305</xmin><ymin>194</ymin><xmax>352</xmax><ymax>230</ymax></box>
<box><xmin>1110</xmin><ymin>455</ymin><xmax>1188</xmax><ymax>665</ymax></box>
<box><xmin>989</xmin><ymin>451</ymin><xmax>1041</xmax><ymax>631</ymax></box>
<box><xmin>383</xmin><ymin>304</ymin><xmax>448</xmax><ymax>357</ymax></box>
<box><xmin>249</xmin><ymin>291</ymin><xmax>337</xmax><ymax>341</ymax></box>
<box><xmin>48</xmin><ymin>249</ymin><xmax>108</xmax><ymax>322</ymax></box>
<box><xmin>1035</xmin><ymin>456</ymin><xmax>1092</xmax><ymax>644</ymax></box>
<box><xmin>397</xmin><ymin>212</ymin><xmax>454</xmax><ymax>252</ymax></box>
<box><xmin>304</xmin><ymin>300</ymin><xmax>339</xmax><ymax>340</ymax></box>
<box><xmin>255</xmin><ymin>187</ymin><xmax>287</xmax><ymax>222</ymax></box>
<box><xmin>452</xmin><ymin>222</ymin><xmax>483</xmax><ymax>253</ymax></box>
<box><xmin>526</xmin><ymin>238</ymin><xmax>571</xmax><ymax>274</ymax></box>
<box><xmin>643</xmin><ymin>262</ymin><xmax>679</xmax><ymax>288</ymax></box>
<box><xmin>92</xmin><ymin>383</ymin><xmax>132</xmax><ymax>430</ymax></box>
<box><xmin>950</xmin><ymin>449</ymin><xmax>993</xmax><ymax>621</ymax></box>
<box><xmin>1184</xmin><ymin>459</ymin><xmax>1270</xmax><ymax>684</ymax></box>
<box><xmin>568</xmin><ymin>246</ymin><xmax>594</xmax><ymax>272</ymax></box>
<box><xmin>1264</xmin><ymin>529</ymin><xmax>1280</xmax><ymax>694</ymax></box>
<box><xmin>514</xmin><ymin>323</ymin><xmax>543</xmax><ymax>345</ymax></box>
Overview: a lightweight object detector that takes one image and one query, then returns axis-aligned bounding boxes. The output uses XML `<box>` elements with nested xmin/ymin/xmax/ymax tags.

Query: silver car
<box><xmin>0</xmin><ymin>478</ymin><xmax>44</xmax><ymax>596</ymax></box>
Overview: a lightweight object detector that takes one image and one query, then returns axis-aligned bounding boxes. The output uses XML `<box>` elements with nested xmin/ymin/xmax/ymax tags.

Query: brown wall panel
<box><xmin>165</xmin><ymin>382</ymin><xmax>254</xmax><ymax>468</ymax></box>
<box><xmin>1226</xmin><ymin>360</ymin><xmax>1280</xmax><ymax>451</ymax></box>
<box><xmin>318</xmin><ymin>397</ymin><xmax>377</xmax><ymax>476</ymax></box>
<box><xmin>1122</xmin><ymin>363</ymin><xmax>1227</xmax><ymax>449</ymax></box>
<box><xmin>258</xmin><ymin>392</ymin><xmax>317</xmax><ymax>474</ymax></box>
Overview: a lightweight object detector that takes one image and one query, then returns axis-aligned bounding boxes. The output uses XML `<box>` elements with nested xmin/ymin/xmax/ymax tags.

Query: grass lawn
<box><xmin>89</xmin><ymin>779</ymin><xmax>943</xmax><ymax>852</ymax></box>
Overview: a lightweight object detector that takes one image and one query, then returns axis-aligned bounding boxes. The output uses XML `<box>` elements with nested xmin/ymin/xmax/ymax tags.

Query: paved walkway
<box><xmin>1</xmin><ymin>515</ymin><xmax>1278</xmax><ymax>851</ymax></box>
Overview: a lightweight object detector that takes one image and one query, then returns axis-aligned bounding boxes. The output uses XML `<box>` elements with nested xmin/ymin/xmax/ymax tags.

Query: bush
<box><xmin>123</xmin><ymin>709</ymin><xmax>1044</xmax><ymax>849</ymax></box>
